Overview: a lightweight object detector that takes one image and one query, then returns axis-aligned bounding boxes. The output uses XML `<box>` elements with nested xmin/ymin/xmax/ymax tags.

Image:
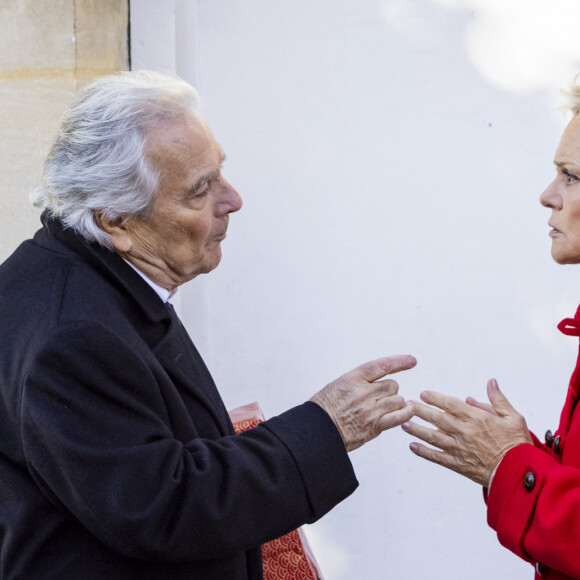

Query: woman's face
<box><xmin>540</xmin><ymin>114</ymin><xmax>580</xmax><ymax>264</ymax></box>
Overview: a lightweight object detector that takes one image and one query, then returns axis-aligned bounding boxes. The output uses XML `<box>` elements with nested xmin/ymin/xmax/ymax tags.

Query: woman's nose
<box><xmin>540</xmin><ymin>179</ymin><xmax>561</xmax><ymax>209</ymax></box>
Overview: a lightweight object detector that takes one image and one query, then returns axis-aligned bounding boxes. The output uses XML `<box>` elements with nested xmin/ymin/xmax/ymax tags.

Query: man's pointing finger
<box><xmin>353</xmin><ymin>355</ymin><xmax>417</xmax><ymax>383</ymax></box>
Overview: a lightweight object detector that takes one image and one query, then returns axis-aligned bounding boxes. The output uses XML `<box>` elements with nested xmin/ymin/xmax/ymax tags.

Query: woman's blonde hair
<box><xmin>564</xmin><ymin>73</ymin><xmax>580</xmax><ymax>115</ymax></box>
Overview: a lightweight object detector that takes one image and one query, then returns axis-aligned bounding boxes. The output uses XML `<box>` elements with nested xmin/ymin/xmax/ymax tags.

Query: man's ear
<box><xmin>94</xmin><ymin>211</ymin><xmax>133</xmax><ymax>253</ymax></box>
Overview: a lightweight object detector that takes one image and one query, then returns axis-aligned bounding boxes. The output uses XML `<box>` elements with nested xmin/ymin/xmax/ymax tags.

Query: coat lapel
<box><xmin>153</xmin><ymin>309</ymin><xmax>233</xmax><ymax>437</ymax></box>
<box><xmin>36</xmin><ymin>213</ymin><xmax>233</xmax><ymax>437</ymax></box>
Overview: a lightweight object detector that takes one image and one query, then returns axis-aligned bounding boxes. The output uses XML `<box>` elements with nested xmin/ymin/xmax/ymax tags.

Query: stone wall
<box><xmin>0</xmin><ymin>0</ymin><xmax>128</xmax><ymax>261</ymax></box>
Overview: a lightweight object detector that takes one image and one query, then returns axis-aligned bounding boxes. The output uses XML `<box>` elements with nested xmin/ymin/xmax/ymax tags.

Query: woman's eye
<box><xmin>564</xmin><ymin>169</ymin><xmax>579</xmax><ymax>185</ymax></box>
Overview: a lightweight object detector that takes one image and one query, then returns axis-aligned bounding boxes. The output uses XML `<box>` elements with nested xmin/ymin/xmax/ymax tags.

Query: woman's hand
<box><xmin>402</xmin><ymin>379</ymin><xmax>533</xmax><ymax>486</ymax></box>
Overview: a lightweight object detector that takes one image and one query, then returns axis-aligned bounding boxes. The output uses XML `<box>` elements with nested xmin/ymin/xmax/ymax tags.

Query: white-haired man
<box><xmin>0</xmin><ymin>71</ymin><xmax>416</xmax><ymax>579</ymax></box>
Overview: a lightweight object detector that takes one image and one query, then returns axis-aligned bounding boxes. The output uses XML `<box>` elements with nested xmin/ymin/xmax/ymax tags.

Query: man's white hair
<box><xmin>32</xmin><ymin>70</ymin><xmax>200</xmax><ymax>249</ymax></box>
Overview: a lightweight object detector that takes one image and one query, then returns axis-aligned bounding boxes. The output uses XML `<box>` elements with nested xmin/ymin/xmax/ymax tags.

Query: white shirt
<box><xmin>123</xmin><ymin>259</ymin><xmax>177</xmax><ymax>304</ymax></box>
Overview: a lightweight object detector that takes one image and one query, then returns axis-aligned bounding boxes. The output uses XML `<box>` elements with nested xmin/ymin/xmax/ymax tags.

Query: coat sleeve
<box><xmin>487</xmin><ymin>441</ymin><xmax>580</xmax><ymax>577</ymax></box>
<box><xmin>20</xmin><ymin>320</ymin><xmax>358</xmax><ymax>563</ymax></box>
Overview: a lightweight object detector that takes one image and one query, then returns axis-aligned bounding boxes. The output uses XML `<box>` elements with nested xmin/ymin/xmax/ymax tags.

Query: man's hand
<box><xmin>310</xmin><ymin>355</ymin><xmax>417</xmax><ymax>452</ymax></box>
<box><xmin>402</xmin><ymin>379</ymin><xmax>533</xmax><ymax>486</ymax></box>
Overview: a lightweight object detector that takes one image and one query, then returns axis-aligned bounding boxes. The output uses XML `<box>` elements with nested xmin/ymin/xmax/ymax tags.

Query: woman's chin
<box><xmin>552</xmin><ymin>249</ymin><xmax>580</xmax><ymax>265</ymax></box>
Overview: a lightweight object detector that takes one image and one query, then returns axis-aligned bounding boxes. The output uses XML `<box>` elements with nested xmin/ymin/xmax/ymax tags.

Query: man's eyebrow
<box><xmin>190</xmin><ymin>153</ymin><xmax>227</xmax><ymax>193</ymax></box>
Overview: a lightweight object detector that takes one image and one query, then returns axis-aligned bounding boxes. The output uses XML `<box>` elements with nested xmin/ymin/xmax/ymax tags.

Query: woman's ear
<box><xmin>94</xmin><ymin>211</ymin><xmax>133</xmax><ymax>253</ymax></box>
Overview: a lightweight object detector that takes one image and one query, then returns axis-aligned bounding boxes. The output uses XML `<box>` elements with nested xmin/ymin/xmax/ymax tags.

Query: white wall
<box><xmin>131</xmin><ymin>1</ymin><xmax>580</xmax><ymax>578</ymax></box>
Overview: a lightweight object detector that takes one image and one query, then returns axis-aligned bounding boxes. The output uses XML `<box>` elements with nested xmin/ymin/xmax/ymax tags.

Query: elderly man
<box><xmin>0</xmin><ymin>71</ymin><xmax>416</xmax><ymax>579</ymax></box>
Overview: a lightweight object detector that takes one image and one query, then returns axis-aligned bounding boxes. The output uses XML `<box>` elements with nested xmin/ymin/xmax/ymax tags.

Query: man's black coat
<box><xmin>0</xmin><ymin>215</ymin><xmax>357</xmax><ymax>579</ymax></box>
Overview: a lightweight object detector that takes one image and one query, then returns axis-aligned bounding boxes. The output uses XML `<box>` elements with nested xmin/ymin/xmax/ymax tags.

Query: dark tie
<box><xmin>165</xmin><ymin>300</ymin><xmax>183</xmax><ymax>327</ymax></box>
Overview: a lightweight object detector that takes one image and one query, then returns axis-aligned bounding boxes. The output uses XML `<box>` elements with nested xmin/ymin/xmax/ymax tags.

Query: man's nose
<box><xmin>219</xmin><ymin>177</ymin><xmax>243</xmax><ymax>214</ymax></box>
<box><xmin>228</xmin><ymin>185</ymin><xmax>243</xmax><ymax>213</ymax></box>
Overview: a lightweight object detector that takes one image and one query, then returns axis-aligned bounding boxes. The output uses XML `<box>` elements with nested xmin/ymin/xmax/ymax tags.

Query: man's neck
<box><xmin>123</xmin><ymin>259</ymin><xmax>177</xmax><ymax>303</ymax></box>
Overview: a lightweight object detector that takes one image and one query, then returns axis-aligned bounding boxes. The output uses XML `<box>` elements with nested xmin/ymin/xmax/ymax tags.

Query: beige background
<box><xmin>0</xmin><ymin>0</ymin><xmax>128</xmax><ymax>261</ymax></box>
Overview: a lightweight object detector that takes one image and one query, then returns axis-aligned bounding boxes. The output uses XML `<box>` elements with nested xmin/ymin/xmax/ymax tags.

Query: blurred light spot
<box><xmin>382</xmin><ymin>0</ymin><xmax>580</xmax><ymax>93</ymax></box>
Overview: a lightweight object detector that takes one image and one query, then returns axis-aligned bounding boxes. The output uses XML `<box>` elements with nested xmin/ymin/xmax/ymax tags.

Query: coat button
<box><xmin>536</xmin><ymin>561</ymin><xmax>546</xmax><ymax>575</ymax></box>
<box><xmin>554</xmin><ymin>435</ymin><xmax>561</xmax><ymax>454</ymax></box>
<box><xmin>523</xmin><ymin>472</ymin><xmax>536</xmax><ymax>492</ymax></box>
<box><xmin>545</xmin><ymin>429</ymin><xmax>554</xmax><ymax>447</ymax></box>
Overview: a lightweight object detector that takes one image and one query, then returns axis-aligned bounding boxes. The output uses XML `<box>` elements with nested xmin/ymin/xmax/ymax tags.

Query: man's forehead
<box><xmin>145</xmin><ymin>116</ymin><xmax>223</xmax><ymax>166</ymax></box>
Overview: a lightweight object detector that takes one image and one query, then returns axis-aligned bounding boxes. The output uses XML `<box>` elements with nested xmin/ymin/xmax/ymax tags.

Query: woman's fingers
<box><xmin>419</xmin><ymin>390</ymin><xmax>474</xmax><ymax>421</ymax></box>
<box><xmin>465</xmin><ymin>396</ymin><xmax>496</xmax><ymax>415</ymax></box>
<box><xmin>403</xmin><ymin>385</ymin><xmax>534</xmax><ymax>486</ymax></box>
<box><xmin>401</xmin><ymin>418</ymin><xmax>455</xmax><ymax>450</ymax></box>
<box><xmin>411</xmin><ymin>399</ymin><xmax>461</xmax><ymax>434</ymax></box>
<box><xmin>408</xmin><ymin>440</ymin><xmax>446</xmax><ymax>463</ymax></box>
<box><xmin>487</xmin><ymin>378</ymin><xmax>518</xmax><ymax>417</ymax></box>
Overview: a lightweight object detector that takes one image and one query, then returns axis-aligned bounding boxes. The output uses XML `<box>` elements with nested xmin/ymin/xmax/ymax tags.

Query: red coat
<box><xmin>487</xmin><ymin>305</ymin><xmax>580</xmax><ymax>579</ymax></box>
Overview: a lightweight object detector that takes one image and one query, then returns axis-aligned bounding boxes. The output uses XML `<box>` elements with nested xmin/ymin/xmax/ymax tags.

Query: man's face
<box><xmin>123</xmin><ymin>115</ymin><xmax>242</xmax><ymax>289</ymax></box>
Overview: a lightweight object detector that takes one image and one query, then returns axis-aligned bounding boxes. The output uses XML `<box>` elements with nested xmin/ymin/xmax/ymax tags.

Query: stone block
<box><xmin>0</xmin><ymin>0</ymin><xmax>129</xmax><ymax>261</ymax></box>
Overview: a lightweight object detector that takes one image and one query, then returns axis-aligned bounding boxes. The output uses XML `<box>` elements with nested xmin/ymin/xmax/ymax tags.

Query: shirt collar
<box><xmin>122</xmin><ymin>260</ymin><xmax>177</xmax><ymax>304</ymax></box>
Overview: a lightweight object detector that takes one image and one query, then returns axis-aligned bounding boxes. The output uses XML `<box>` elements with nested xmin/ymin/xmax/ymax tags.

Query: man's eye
<box><xmin>193</xmin><ymin>185</ymin><xmax>209</xmax><ymax>198</ymax></box>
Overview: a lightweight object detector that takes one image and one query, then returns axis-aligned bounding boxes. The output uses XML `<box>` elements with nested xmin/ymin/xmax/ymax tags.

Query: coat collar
<box><xmin>34</xmin><ymin>213</ymin><xmax>232</xmax><ymax>436</ymax></box>
<box><xmin>35</xmin><ymin>211</ymin><xmax>171</xmax><ymax>325</ymax></box>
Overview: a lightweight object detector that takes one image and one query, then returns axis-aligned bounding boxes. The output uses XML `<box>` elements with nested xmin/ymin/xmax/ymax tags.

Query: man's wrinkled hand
<box><xmin>310</xmin><ymin>355</ymin><xmax>417</xmax><ymax>452</ymax></box>
<box><xmin>402</xmin><ymin>379</ymin><xmax>533</xmax><ymax>486</ymax></box>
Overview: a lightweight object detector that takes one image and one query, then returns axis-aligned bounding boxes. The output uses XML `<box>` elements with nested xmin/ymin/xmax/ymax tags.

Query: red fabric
<box><xmin>261</xmin><ymin>529</ymin><xmax>319</xmax><ymax>579</ymax></box>
<box><xmin>229</xmin><ymin>403</ymin><xmax>323</xmax><ymax>580</ymax></box>
<box><xmin>487</xmin><ymin>304</ymin><xmax>580</xmax><ymax>579</ymax></box>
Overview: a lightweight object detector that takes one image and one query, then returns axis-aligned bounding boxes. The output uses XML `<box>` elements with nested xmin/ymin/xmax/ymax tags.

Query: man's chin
<box><xmin>180</xmin><ymin>250</ymin><xmax>223</xmax><ymax>282</ymax></box>
<box><xmin>201</xmin><ymin>251</ymin><xmax>223</xmax><ymax>275</ymax></box>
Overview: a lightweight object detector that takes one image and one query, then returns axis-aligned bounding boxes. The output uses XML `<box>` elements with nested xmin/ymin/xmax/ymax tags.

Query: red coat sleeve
<box><xmin>486</xmin><ymin>308</ymin><xmax>580</xmax><ymax>578</ymax></box>
<box><xmin>487</xmin><ymin>442</ymin><xmax>580</xmax><ymax>578</ymax></box>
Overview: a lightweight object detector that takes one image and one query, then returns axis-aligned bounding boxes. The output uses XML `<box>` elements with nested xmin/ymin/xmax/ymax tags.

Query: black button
<box><xmin>536</xmin><ymin>561</ymin><xmax>546</xmax><ymax>575</ymax></box>
<box><xmin>545</xmin><ymin>429</ymin><xmax>554</xmax><ymax>447</ymax></box>
<box><xmin>554</xmin><ymin>435</ymin><xmax>561</xmax><ymax>454</ymax></box>
<box><xmin>523</xmin><ymin>472</ymin><xmax>536</xmax><ymax>492</ymax></box>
